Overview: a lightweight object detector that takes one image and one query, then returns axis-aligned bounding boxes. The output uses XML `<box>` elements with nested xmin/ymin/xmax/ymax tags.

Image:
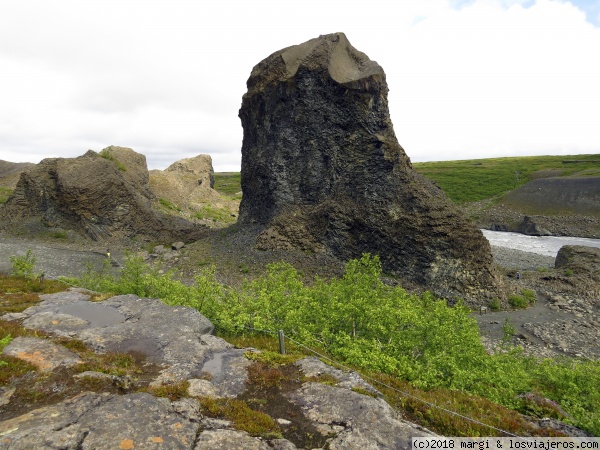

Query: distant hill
<box><xmin>412</xmin><ymin>154</ymin><xmax>600</xmax><ymax>204</ymax></box>
<box><xmin>412</xmin><ymin>154</ymin><xmax>600</xmax><ymax>238</ymax></box>
<box><xmin>215</xmin><ymin>154</ymin><xmax>600</xmax><ymax>238</ymax></box>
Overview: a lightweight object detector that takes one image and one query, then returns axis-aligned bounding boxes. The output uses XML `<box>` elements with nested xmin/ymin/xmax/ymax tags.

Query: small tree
<box><xmin>10</xmin><ymin>249</ymin><xmax>37</xmax><ymax>279</ymax></box>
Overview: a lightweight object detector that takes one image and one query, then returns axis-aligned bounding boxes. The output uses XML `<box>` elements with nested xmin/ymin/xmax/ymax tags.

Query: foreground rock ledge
<box><xmin>238</xmin><ymin>32</ymin><xmax>502</xmax><ymax>304</ymax></box>
<box><xmin>1</xmin><ymin>289</ymin><xmax>436</xmax><ymax>448</ymax></box>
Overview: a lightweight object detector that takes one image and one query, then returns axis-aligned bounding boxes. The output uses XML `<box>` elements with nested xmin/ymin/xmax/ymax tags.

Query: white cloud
<box><xmin>0</xmin><ymin>0</ymin><xmax>598</xmax><ymax>171</ymax></box>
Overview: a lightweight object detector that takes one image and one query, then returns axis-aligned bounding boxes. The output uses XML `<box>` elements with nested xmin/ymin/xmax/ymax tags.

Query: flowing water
<box><xmin>481</xmin><ymin>229</ymin><xmax>600</xmax><ymax>257</ymax></box>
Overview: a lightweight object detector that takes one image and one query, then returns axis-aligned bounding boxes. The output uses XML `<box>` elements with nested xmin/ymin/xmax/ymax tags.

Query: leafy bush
<box><xmin>0</xmin><ymin>187</ymin><xmax>13</xmax><ymax>204</ymax></box>
<box><xmin>10</xmin><ymin>249</ymin><xmax>37</xmax><ymax>279</ymax></box>
<box><xmin>489</xmin><ymin>297</ymin><xmax>501</xmax><ymax>311</ymax></box>
<box><xmin>501</xmin><ymin>318</ymin><xmax>516</xmax><ymax>344</ymax></box>
<box><xmin>508</xmin><ymin>294</ymin><xmax>528</xmax><ymax>308</ymax></box>
<box><xmin>521</xmin><ymin>289</ymin><xmax>536</xmax><ymax>305</ymax></box>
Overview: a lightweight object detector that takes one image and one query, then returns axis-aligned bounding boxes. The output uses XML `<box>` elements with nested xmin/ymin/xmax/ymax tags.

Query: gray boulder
<box><xmin>287</xmin><ymin>382</ymin><xmax>435</xmax><ymax>448</ymax></box>
<box><xmin>555</xmin><ymin>245</ymin><xmax>600</xmax><ymax>279</ymax></box>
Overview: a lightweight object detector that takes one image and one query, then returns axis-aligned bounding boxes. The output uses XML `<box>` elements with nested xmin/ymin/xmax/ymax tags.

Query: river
<box><xmin>481</xmin><ymin>229</ymin><xmax>600</xmax><ymax>257</ymax></box>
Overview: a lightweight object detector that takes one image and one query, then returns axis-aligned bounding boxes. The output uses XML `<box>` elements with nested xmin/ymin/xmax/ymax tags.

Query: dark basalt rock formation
<box><xmin>238</xmin><ymin>32</ymin><xmax>502</xmax><ymax>303</ymax></box>
<box><xmin>0</xmin><ymin>147</ymin><xmax>206</xmax><ymax>242</ymax></box>
<box><xmin>517</xmin><ymin>216</ymin><xmax>552</xmax><ymax>236</ymax></box>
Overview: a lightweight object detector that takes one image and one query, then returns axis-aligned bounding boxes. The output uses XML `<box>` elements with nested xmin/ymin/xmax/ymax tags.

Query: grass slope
<box><xmin>412</xmin><ymin>154</ymin><xmax>600</xmax><ymax>204</ymax></box>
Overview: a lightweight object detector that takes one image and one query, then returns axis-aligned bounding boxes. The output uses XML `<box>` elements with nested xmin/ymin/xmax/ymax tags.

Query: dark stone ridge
<box><xmin>517</xmin><ymin>216</ymin><xmax>552</xmax><ymax>236</ymax></box>
<box><xmin>0</xmin><ymin>146</ymin><xmax>206</xmax><ymax>242</ymax></box>
<box><xmin>238</xmin><ymin>32</ymin><xmax>502</xmax><ymax>303</ymax></box>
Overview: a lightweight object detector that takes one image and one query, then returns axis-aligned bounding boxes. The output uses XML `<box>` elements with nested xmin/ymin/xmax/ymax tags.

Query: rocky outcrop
<box><xmin>149</xmin><ymin>154</ymin><xmax>220</xmax><ymax>207</ymax></box>
<box><xmin>238</xmin><ymin>32</ymin><xmax>501</xmax><ymax>303</ymax></box>
<box><xmin>1</xmin><ymin>289</ymin><xmax>437</xmax><ymax>448</ymax></box>
<box><xmin>516</xmin><ymin>216</ymin><xmax>552</xmax><ymax>236</ymax></box>
<box><xmin>555</xmin><ymin>245</ymin><xmax>600</xmax><ymax>279</ymax></box>
<box><xmin>0</xmin><ymin>147</ymin><xmax>206</xmax><ymax>242</ymax></box>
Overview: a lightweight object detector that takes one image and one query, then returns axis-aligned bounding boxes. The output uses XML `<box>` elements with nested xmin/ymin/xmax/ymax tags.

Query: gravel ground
<box><xmin>489</xmin><ymin>245</ymin><xmax>555</xmax><ymax>270</ymax></box>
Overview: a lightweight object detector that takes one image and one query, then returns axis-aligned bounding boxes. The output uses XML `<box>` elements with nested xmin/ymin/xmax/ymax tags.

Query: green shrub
<box><xmin>0</xmin><ymin>187</ymin><xmax>13</xmax><ymax>204</ymax></box>
<box><xmin>10</xmin><ymin>249</ymin><xmax>37</xmax><ymax>279</ymax></box>
<box><xmin>508</xmin><ymin>294</ymin><xmax>528</xmax><ymax>308</ymax></box>
<box><xmin>489</xmin><ymin>298</ymin><xmax>501</xmax><ymax>311</ymax></box>
<box><xmin>564</xmin><ymin>269</ymin><xmax>574</xmax><ymax>277</ymax></box>
<box><xmin>501</xmin><ymin>318</ymin><xmax>516</xmax><ymax>344</ymax></box>
<box><xmin>521</xmin><ymin>289</ymin><xmax>536</xmax><ymax>305</ymax></box>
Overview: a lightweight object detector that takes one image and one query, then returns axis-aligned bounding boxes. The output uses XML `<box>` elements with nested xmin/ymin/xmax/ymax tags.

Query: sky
<box><xmin>1</xmin><ymin>0</ymin><xmax>599</xmax><ymax>172</ymax></box>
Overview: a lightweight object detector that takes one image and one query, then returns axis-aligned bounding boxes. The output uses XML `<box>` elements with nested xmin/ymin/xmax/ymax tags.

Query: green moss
<box><xmin>144</xmin><ymin>381</ymin><xmax>190</xmax><ymax>401</ymax></box>
<box><xmin>99</xmin><ymin>150</ymin><xmax>127</xmax><ymax>171</ymax></box>
<box><xmin>244</xmin><ymin>350</ymin><xmax>301</xmax><ymax>367</ymax></box>
<box><xmin>199</xmin><ymin>397</ymin><xmax>282</xmax><ymax>439</ymax></box>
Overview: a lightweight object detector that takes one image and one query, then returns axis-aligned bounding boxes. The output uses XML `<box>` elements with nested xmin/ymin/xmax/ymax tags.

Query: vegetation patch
<box><xmin>244</xmin><ymin>350</ymin><xmax>301</xmax><ymax>367</ymax></box>
<box><xmin>99</xmin><ymin>149</ymin><xmax>127</xmax><ymax>171</ymax></box>
<box><xmin>413</xmin><ymin>154</ymin><xmax>600</xmax><ymax>204</ymax></box>
<box><xmin>0</xmin><ymin>186</ymin><xmax>13</xmax><ymax>204</ymax></box>
<box><xmin>1</xmin><ymin>274</ymin><xmax>67</xmax><ymax>315</ymax></box>
<box><xmin>143</xmin><ymin>381</ymin><xmax>190</xmax><ymax>401</ymax></box>
<box><xmin>194</xmin><ymin>204</ymin><xmax>235</xmax><ymax>223</ymax></box>
<box><xmin>199</xmin><ymin>397</ymin><xmax>282</xmax><ymax>439</ymax></box>
<box><xmin>158</xmin><ymin>197</ymin><xmax>182</xmax><ymax>212</ymax></box>
<box><xmin>67</xmin><ymin>254</ymin><xmax>600</xmax><ymax>435</ymax></box>
<box><xmin>213</xmin><ymin>172</ymin><xmax>242</xmax><ymax>198</ymax></box>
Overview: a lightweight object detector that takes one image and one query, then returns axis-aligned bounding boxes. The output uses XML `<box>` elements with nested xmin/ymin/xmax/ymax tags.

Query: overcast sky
<box><xmin>1</xmin><ymin>0</ymin><xmax>599</xmax><ymax>172</ymax></box>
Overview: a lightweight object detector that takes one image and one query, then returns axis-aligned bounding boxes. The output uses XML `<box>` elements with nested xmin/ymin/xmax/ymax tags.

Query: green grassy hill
<box><xmin>412</xmin><ymin>154</ymin><xmax>600</xmax><ymax>204</ymax></box>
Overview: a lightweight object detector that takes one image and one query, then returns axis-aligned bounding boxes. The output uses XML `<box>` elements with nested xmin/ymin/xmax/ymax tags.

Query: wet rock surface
<box><xmin>238</xmin><ymin>32</ymin><xmax>502</xmax><ymax>305</ymax></box>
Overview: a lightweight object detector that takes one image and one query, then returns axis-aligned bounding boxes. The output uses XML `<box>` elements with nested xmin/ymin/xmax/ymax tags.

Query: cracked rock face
<box><xmin>238</xmin><ymin>32</ymin><xmax>502</xmax><ymax>304</ymax></box>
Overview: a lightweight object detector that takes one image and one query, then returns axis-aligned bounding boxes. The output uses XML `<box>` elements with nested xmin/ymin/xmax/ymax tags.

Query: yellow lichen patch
<box><xmin>151</xmin><ymin>436</ymin><xmax>163</xmax><ymax>443</ymax></box>
<box><xmin>15</xmin><ymin>351</ymin><xmax>52</xmax><ymax>371</ymax></box>
<box><xmin>119</xmin><ymin>439</ymin><xmax>135</xmax><ymax>449</ymax></box>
